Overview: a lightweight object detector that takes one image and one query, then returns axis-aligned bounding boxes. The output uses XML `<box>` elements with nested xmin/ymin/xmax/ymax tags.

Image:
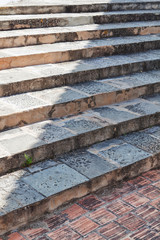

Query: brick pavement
<box><xmin>3</xmin><ymin>168</ymin><xmax>160</xmax><ymax>240</ymax></box>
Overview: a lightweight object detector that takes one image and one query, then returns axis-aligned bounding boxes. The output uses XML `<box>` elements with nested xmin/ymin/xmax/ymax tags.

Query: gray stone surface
<box><xmin>22</xmin><ymin>164</ymin><xmax>88</xmax><ymax>197</ymax></box>
<box><xmin>92</xmin><ymin>106</ymin><xmax>138</xmax><ymax>123</ymax></box>
<box><xmin>0</xmin><ymin>101</ymin><xmax>16</xmax><ymax>116</ymax></box>
<box><xmin>71</xmin><ymin>81</ymin><xmax>119</xmax><ymax>95</ymax></box>
<box><xmin>58</xmin><ymin>150</ymin><xmax>116</xmax><ymax>179</ymax></box>
<box><xmin>0</xmin><ymin>133</ymin><xmax>44</xmax><ymax>155</ymax></box>
<box><xmin>2</xmin><ymin>181</ymin><xmax>44</xmax><ymax>207</ymax></box>
<box><xmin>30</xmin><ymin>87</ymin><xmax>87</xmax><ymax>104</ymax></box>
<box><xmin>150</xmin><ymin>130</ymin><xmax>160</xmax><ymax>140</ymax></box>
<box><xmin>1</xmin><ymin>93</ymin><xmax>47</xmax><ymax>110</ymax></box>
<box><xmin>118</xmin><ymin>99</ymin><xmax>160</xmax><ymax>116</ymax></box>
<box><xmin>0</xmin><ymin>144</ymin><xmax>9</xmax><ymax>158</ymax></box>
<box><xmin>143</xmin><ymin>94</ymin><xmax>160</xmax><ymax>106</ymax></box>
<box><xmin>0</xmin><ymin>188</ymin><xmax>22</xmax><ymax>214</ymax></box>
<box><xmin>27</xmin><ymin>159</ymin><xmax>58</xmax><ymax>173</ymax></box>
<box><xmin>143</xmin><ymin>126</ymin><xmax>160</xmax><ymax>134</ymax></box>
<box><xmin>99</xmin><ymin>143</ymin><xmax>151</xmax><ymax>167</ymax></box>
<box><xmin>133</xmin><ymin>72</ymin><xmax>160</xmax><ymax>84</ymax></box>
<box><xmin>25</xmin><ymin>120</ymin><xmax>75</xmax><ymax>143</ymax></box>
<box><xmin>58</xmin><ymin>116</ymin><xmax>103</xmax><ymax>134</ymax></box>
<box><xmin>88</xmin><ymin>138</ymin><xmax>124</xmax><ymax>153</ymax></box>
<box><xmin>121</xmin><ymin>132</ymin><xmax>160</xmax><ymax>154</ymax></box>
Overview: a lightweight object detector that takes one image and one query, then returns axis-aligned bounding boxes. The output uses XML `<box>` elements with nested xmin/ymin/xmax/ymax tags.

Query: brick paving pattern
<box><xmin>3</xmin><ymin>169</ymin><xmax>160</xmax><ymax>240</ymax></box>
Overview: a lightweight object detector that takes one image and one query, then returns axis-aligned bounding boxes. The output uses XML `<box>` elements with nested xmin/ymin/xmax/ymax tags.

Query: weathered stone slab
<box><xmin>98</xmin><ymin>142</ymin><xmax>151</xmax><ymax>166</ymax></box>
<box><xmin>22</xmin><ymin>164</ymin><xmax>88</xmax><ymax>197</ymax></box>
<box><xmin>92</xmin><ymin>106</ymin><xmax>138</xmax><ymax>123</ymax></box>
<box><xmin>24</xmin><ymin>120</ymin><xmax>75</xmax><ymax>144</ymax></box>
<box><xmin>121</xmin><ymin>131</ymin><xmax>160</xmax><ymax>154</ymax></box>
<box><xmin>58</xmin><ymin>150</ymin><xmax>117</xmax><ymax>179</ymax></box>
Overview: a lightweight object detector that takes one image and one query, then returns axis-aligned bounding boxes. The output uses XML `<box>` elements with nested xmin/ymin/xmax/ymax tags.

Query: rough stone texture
<box><xmin>0</xmin><ymin>51</ymin><xmax>159</xmax><ymax>97</ymax></box>
<box><xmin>58</xmin><ymin>150</ymin><xmax>117</xmax><ymax>178</ymax></box>
<box><xmin>22</xmin><ymin>164</ymin><xmax>88</xmax><ymax>197</ymax></box>
<box><xmin>0</xmin><ymin>34</ymin><xmax>160</xmax><ymax>70</ymax></box>
<box><xmin>98</xmin><ymin>143</ymin><xmax>151</xmax><ymax>167</ymax></box>
<box><xmin>0</xmin><ymin>22</ymin><xmax>160</xmax><ymax>49</ymax></box>
<box><xmin>0</xmin><ymin>0</ymin><xmax>160</xmax><ymax>235</ymax></box>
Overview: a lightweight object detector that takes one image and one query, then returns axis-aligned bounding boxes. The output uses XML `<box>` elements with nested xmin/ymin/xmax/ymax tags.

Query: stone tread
<box><xmin>0</xmin><ymin>49</ymin><xmax>159</xmax><ymax>96</ymax></box>
<box><xmin>1</xmin><ymin>10</ymin><xmax>160</xmax><ymax>20</ymax></box>
<box><xmin>0</xmin><ymin>92</ymin><xmax>160</xmax><ymax>175</ymax></box>
<box><xmin>1</xmin><ymin>0</ymin><xmax>160</xmax><ymax>15</ymax></box>
<box><xmin>1</xmin><ymin>0</ymin><xmax>160</xmax><ymax>7</ymax></box>
<box><xmin>0</xmin><ymin>34</ymin><xmax>160</xmax><ymax>66</ymax></box>
<box><xmin>1</xmin><ymin>10</ymin><xmax>160</xmax><ymax>30</ymax></box>
<box><xmin>0</xmin><ymin>21</ymin><xmax>160</xmax><ymax>38</ymax></box>
<box><xmin>1</xmin><ymin>34</ymin><xmax>160</xmax><ymax>58</ymax></box>
<box><xmin>0</xmin><ymin>124</ymin><xmax>159</xmax><ymax>234</ymax></box>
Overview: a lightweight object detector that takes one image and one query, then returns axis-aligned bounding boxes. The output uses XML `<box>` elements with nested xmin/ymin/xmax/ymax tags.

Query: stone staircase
<box><xmin>0</xmin><ymin>0</ymin><xmax>160</xmax><ymax>235</ymax></box>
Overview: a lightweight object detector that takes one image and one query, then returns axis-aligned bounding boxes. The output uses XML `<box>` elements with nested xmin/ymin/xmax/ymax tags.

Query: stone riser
<box><xmin>0</xmin><ymin>153</ymin><xmax>159</xmax><ymax>235</ymax></box>
<box><xmin>0</xmin><ymin>2</ymin><xmax>160</xmax><ymax>15</ymax></box>
<box><xmin>1</xmin><ymin>25</ymin><xmax>160</xmax><ymax>49</ymax></box>
<box><xmin>1</xmin><ymin>58</ymin><xmax>160</xmax><ymax>97</ymax></box>
<box><xmin>1</xmin><ymin>12</ymin><xmax>160</xmax><ymax>30</ymax></box>
<box><xmin>0</xmin><ymin>39</ymin><xmax>160</xmax><ymax>70</ymax></box>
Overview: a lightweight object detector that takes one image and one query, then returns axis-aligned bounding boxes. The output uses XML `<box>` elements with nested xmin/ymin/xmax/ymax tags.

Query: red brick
<box><xmin>62</xmin><ymin>204</ymin><xmax>86</xmax><ymax>220</ymax></box>
<box><xmin>150</xmin><ymin>220</ymin><xmax>160</xmax><ymax>232</ymax></box>
<box><xmin>138</xmin><ymin>185</ymin><xmax>160</xmax><ymax>199</ymax></box>
<box><xmin>21</xmin><ymin>228</ymin><xmax>47</xmax><ymax>240</ymax></box>
<box><xmin>153</xmin><ymin>181</ymin><xmax>160</xmax><ymax>189</ymax></box>
<box><xmin>70</xmin><ymin>216</ymin><xmax>98</xmax><ymax>236</ymax></box>
<box><xmin>7</xmin><ymin>233</ymin><xmax>25</xmax><ymax>240</ymax></box>
<box><xmin>45</xmin><ymin>214</ymin><xmax>66</xmax><ymax>230</ymax></box>
<box><xmin>143</xmin><ymin>169</ymin><xmax>160</xmax><ymax>182</ymax></box>
<box><xmin>107</xmin><ymin>200</ymin><xmax>134</xmax><ymax>216</ymax></box>
<box><xmin>117</xmin><ymin>213</ymin><xmax>145</xmax><ymax>231</ymax></box>
<box><xmin>123</xmin><ymin>193</ymin><xmax>149</xmax><ymax>207</ymax></box>
<box><xmin>130</xmin><ymin>227</ymin><xmax>159</xmax><ymax>239</ymax></box>
<box><xmin>48</xmin><ymin>226</ymin><xmax>80</xmax><ymax>240</ymax></box>
<box><xmin>89</xmin><ymin>207</ymin><xmax>116</xmax><ymax>225</ymax></box>
<box><xmin>150</xmin><ymin>198</ymin><xmax>160</xmax><ymax>210</ymax></box>
<box><xmin>128</xmin><ymin>176</ymin><xmax>151</xmax><ymax>188</ymax></box>
<box><xmin>84</xmin><ymin>232</ymin><xmax>105</xmax><ymax>240</ymax></box>
<box><xmin>79</xmin><ymin>195</ymin><xmax>104</xmax><ymax>210</ymax></box>
<box><xmin>136</xmin><ymin>205</ymin><xmax>159</xmax><ymax>223</ymax></box>
<box><xmin>99</xmin><ymin>222</ymin><xmax>127</xmax><ymax>239</ymax></box>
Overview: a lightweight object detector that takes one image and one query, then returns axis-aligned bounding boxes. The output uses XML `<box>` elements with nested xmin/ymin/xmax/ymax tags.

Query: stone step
<box><xmin>0</xmin><ymin>50</ymin><xmax>160</xmax><ymax>96</ymax></box>
<box><xmin>1</xmin><ymin>69</ymin><xmax>160</xmax><ymax>132</ymax></box>
<box><xmin>0</xmin><ymin>91</ymin><xmax>160</xmax><ymax>176</ymax></box>
<box><xmin>1</xmin><ymin>21</ymin><xmax>160</xmax><ymax>49</ymax></box>
<box><xmin>1</xmin><ymin>0</ymin><xmax>160</xmax><ymax>14</ymax></box>
<box><xmin>0</xmin><ymin>10</ymin><xmax>160</xmax><ymax>30</ymax></box>
<box><xmin>0</xmin><ymin>124</ymin><xmax>160</xmax><ymax>234</ymax></box>
<box><xmin>0</xmin><ymin>34</ymin><xmax>160</xmax><ymax>70</ymax></box>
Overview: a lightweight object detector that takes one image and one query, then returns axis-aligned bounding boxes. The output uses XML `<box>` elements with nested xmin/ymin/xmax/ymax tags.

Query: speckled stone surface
<box><xmin>22</xmin><ymin>164</ymin><xmax>88</xmax><ymax>197</ymax></box>
<box><xmin>98</xmin><ymin>143</ymin><xmax>151</xmax><ymax>167</ymax></box>
<box><xmin>57</xmin><ymin>150</ymin><xmax>117</xmax><ymax>179</ymax></box>
<box><xmin>24</xmin><ymin>120</ymin><xmax>75</xmax><ymax>143</ymax></box>
<box><xmin>92</xmin><ymin>106</ymin><xmax>138</xmax><ymax>123</ymax></box>
<box><xmin>121</xmin><ymin>131</ymin><xmax>160</xmax><ymax>154</ymax></box>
